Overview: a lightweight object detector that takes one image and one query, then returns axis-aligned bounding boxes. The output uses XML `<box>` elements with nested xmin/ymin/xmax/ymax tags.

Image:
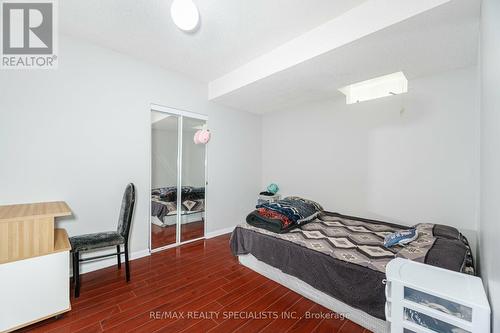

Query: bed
<box><xmin>151</xmin><ymin>186</ymin><xmax>205</xmax><ymax>226</ymax></box>
<box><xmin>230</xmin><ymin>211</ymin><xmax>474</xmax><ymax>333</ymax></box>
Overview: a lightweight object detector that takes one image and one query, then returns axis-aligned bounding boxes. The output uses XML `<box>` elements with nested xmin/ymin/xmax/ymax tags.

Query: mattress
<box><xmin>238</xmin><ymin>253</ymin><xmax>389</xmax><ymax>333</ymax></box>
<box><xmin>230</xmin><ymin>211</ymin><xmax>474</xmax><ymax>321</ymax></box>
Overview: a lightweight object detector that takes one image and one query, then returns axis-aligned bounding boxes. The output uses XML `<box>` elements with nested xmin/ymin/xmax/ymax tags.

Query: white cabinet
<box><xmin>0</xmin><ymin>230</ymin><xmax>71</xmax><ymax>333</ymax></box>
<box><xmin>385</xmin><ymin>258</ymin><xmax>490</xmax><ymax>333</ymax></box>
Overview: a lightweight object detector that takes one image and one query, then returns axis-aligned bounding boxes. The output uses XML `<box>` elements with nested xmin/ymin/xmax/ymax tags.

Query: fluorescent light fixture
<box><xmin>339</xmin><ymin>71</ymin><xmax>408</xmax><ymax>104</ymax></box>
<box><xmin>170</xmin><ymin>0</ymin><xmax>200</xmax><ymax>32</ymax></box>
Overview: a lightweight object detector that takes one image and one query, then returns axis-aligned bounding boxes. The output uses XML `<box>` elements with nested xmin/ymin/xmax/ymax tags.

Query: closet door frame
<box><xmin>149</xmin><ymin>103</ymin><xmax>208</xmax><ymax>253</ymax></box>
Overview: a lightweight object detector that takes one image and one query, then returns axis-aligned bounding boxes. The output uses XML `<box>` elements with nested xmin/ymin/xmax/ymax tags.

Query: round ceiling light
<box><xmin>170</xmin><ymin>0</ymin><xmax>200</xmax><ymax>32</ymax></box>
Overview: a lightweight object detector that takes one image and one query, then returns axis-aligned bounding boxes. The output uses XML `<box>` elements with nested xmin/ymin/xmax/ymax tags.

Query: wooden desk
<box><xmin>0</xmin><ymin>201</ymin><xmax>72</xmax><ymax>333</ymax></box>
<box><xmin>0</xmin><ymin>201</ymin><xmax>71</xmax><ymax>264</ymax></box>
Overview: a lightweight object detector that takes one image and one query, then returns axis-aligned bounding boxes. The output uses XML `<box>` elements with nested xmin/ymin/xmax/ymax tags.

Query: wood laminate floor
<box><xmin>19</xmin><ymin>234</ymin><xmax>370</xmax><ymax>333</ymax></box>
<box><xmin>151</xmin><ymin>221</ymin><xmax>205</xmax><ymax>249</ymax></box>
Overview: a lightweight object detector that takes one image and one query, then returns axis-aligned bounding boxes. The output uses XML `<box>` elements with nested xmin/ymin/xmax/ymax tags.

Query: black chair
<box><xmin>69</xmin><ymin>183</ymin><xmax>136</xmax><ymax>298</ymax></box>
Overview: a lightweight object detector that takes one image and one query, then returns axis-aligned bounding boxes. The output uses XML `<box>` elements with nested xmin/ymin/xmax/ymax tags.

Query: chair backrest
<box><xmin>117</xmin><ymin>183</ymin><xmax>136</xmax><ymax>240</ymax></box>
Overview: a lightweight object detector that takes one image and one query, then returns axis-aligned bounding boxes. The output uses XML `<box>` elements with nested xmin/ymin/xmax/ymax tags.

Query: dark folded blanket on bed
<box><xmin>246</xmin><ymin>210</ymin><xmax>297</xmax><ymax>233</ymax></box>
<box><xmin>256</xmin><ymin>196</ymin><xmax>323</xmax><ymax>224</ymax></box>
<box><xmin>232</xmin><ymin>211</ymin><xmax>475</xmax><ymax>320</ymax></box>
<box><xmin>248</xmin><ymin>196</ymin><xmax>323</xmax><ymax>233</ymax></box>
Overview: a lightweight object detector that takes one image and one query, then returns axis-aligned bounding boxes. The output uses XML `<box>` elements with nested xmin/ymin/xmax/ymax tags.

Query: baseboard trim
<box><xmin>75</xmin><ymin>249</ymin><xmax>150</xmax><ymax>275</ymax></box>
<box><xmin>205</xmin><ymin>226</ymin><xmax>235</xmax><ymax>239</ymax></box>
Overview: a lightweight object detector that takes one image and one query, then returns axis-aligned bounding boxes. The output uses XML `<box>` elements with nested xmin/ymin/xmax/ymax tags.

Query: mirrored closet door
<box><xmin>181</xmin><ymin>117</ymin><xmax>206</xmax><ymax>242</ymax></box>
<box><xmin>150</xmin><ymin>107</ymin><xmax>207</xmax><ymax>251</ymax></box>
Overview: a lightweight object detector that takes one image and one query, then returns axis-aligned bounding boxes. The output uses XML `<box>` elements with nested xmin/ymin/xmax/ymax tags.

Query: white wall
<box><xmin>479</xmin><ymin>0</ymin><xmax>500</xmax><ymax>330</ymax></box>
<box><xmin>262</xmin><ymin>67</ymin><xmax>479</xmax><ymax>239</ymax></box>
<box><xmin>0</xmin><ymin>35</ymin><xmax>262</xmax><ymax>270</ymax></box>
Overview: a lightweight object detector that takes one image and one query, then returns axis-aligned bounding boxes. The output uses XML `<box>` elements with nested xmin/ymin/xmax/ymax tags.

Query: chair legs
<box><xmin>116</xmin><ymin>245</ymin><xmax>121</xmax><ymax>269</ymax></box>
<box><xmin>73</xmin><ymin>251</ymin><xmax>80</xmax><ymax>298</ymax></box>
<box><xmin>71</xmin><ymin>244</ymin><xmax>130</xmax><ymax>298</ymax></box>
<box><xmin>124</xmin><ymin>242</ymin><xmax>130</xmax><ymax>282</ymax></box>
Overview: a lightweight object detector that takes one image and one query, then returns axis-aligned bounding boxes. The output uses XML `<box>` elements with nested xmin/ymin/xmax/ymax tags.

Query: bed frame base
<box><xmin>238</xmin><ymin>254</ymin><xmax>389</xmax><ymax>333</ymax></box>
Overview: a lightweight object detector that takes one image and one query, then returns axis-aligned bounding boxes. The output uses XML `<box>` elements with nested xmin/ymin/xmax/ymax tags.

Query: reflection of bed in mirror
<box><xmin>151</xmin><ymin>186</ymin><xmax>205</xmax><ymax>248</ymax></box>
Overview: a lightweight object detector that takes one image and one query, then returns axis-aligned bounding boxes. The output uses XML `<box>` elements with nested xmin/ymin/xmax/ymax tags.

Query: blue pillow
<box><xmin>384</xmin><ymin>228</ymin><xmax>418</xmax><ymax>247</ymax></box>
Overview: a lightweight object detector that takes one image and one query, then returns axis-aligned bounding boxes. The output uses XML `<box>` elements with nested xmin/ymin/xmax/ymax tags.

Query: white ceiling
<box><xmin>60</xmin><ymin>0</ymin><xmax>480</xmax><ymax>114</ymax></box>
<box><xmin>211</xmin><ymin>0</ymin><xmax>480</xmax><ymax>113</ymax></box>
<box><xmin>60</xmin><ymin>0</ymin><xmax>365</xmax><ymax>82</ymax></box>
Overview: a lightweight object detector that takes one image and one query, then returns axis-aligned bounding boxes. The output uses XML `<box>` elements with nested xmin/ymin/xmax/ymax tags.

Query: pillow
<box><xmin>384</xmin><ymin>228</ymin><xmax>418</xmax><ymax>248</ymax></box>
<box><xmin>432</xmin><ymin>224</ymin><xmax>461</xmax><ymax>240</ymax></box>
<box><xmin>182</xmin><ymin>187</ymin><xmax>205</xmax><ymax>200</ymax></box>
<box><xmin>285</xmin><ymin>196</ymin><xmax>324</xmax><ymax>212</ymax></box>
<box><xmin>159</xmin><ymin>187</ymin><xmax>177</xmax><ymax>202</ymax></box>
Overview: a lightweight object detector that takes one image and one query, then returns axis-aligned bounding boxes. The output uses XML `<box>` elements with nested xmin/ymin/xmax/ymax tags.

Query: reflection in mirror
<box><xmin>181</xmin><ymin>117</ymin><xmax>206</xmax><ymax>242</ymax></box>
<box><xmin>151</xmin><ymin>111</ymin><xmax>178</xmax><ymax>249</ymax></box>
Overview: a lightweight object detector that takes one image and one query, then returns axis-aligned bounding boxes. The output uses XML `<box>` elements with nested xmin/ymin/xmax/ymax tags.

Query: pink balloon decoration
<box><xmin>194</xmin><ymin>129</ymin><xmax>211</xmax><ymax>144</ymax></box>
